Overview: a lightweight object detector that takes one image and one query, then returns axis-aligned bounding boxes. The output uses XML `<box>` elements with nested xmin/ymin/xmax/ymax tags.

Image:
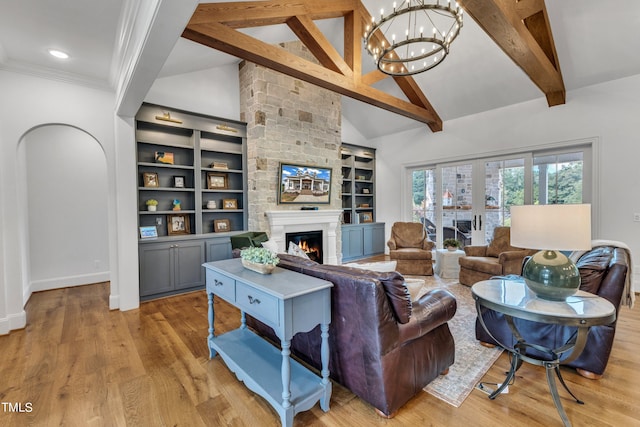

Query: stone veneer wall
<box><xmin>239</xmin><ymin>41</ymin><xmax>343</xmax><ymax>235</ymax></box>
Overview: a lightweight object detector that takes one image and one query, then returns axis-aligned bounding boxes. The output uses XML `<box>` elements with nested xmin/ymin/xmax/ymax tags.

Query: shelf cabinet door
<box><xmin>205</xmin><ymin>238</ymin><xmax>233</xmax><ymax>262</ymax></box>
<box><xmin>342</xmin><ymin>227</ymin><xmax>364</xmax><ymax>261</ymax></box>
<box><xmin>174</xmin><ymin>241</ymin><xmax>206</xmax><ymax>290</ymax></box>
<box><xmin>139</xmin><ymin>243</ymin><xmax>174</xmax><ymax>296</ymax></box>
<box><xmin>364</xmin><ymin>223</ymin><xmax>386</xmax><ymax>256</ymax></box>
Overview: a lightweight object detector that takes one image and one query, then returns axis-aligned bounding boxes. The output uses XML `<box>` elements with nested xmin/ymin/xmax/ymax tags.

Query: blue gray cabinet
<box><xmin>204</xmin><ymin>258</ymin><xmax>332</xmax><ymax>427</ymax></box>
<box><xmin>139</xmin><ymin>239</ymin><xmax>206</xmax><ymax>299</ymax></box>
<box><xmin>341</xmin><ymin>222</ymin><xmax>386</xmax><ymax>262</ymax></box>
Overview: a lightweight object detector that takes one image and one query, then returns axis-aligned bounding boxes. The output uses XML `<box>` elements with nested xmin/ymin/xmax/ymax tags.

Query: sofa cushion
<box><xmin>459</xmin><ymin>256</ymin><xmax>503</xmax><ymax>276</ymax></box>
<box><xmin>577</xmin><ymin>246</ymin><xmax>614</xmax><ymax>295</ymax></box>
<box><xmin>486</xmin><ymin>226</ymin><xmax>517</xmax><ymax>257</ymax></box>
<box><xmin>389</xmin><ymin>248</ymin><xmax>432</xmax><ymax>260</ymax></box>
<box><xmin>317</xmin><ymin>264</ymin><xmax>412</xmax><ymax>324</ymax></box>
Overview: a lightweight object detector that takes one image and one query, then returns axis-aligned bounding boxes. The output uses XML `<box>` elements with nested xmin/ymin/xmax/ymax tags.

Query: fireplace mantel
<box><xmin>265</xmin><ymin>210</ymin><xmax>342</xmax><ymax>265</ymax></box>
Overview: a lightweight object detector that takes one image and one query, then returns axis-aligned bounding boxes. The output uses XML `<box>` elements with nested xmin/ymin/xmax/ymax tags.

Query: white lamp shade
<box><xmin>510</xmin><ymin>204</ymin><xmax>592</xmax><ymax>251</ymax></box>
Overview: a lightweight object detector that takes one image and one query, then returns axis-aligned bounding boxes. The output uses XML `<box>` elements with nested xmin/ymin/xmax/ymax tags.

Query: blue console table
<box><xmin>203</xmin><ymin>258</ymin><xmax>332</xmax><ymax>427</ymax></box>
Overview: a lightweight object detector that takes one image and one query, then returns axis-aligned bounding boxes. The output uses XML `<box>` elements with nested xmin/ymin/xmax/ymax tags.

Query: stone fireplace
<box><xmin>239</xmin><ymin>41</ymin><xmax>343</xmax><ymax>262</ymax></box>
<box><xmin>266</xmin><ymin>210</ymin><xmax>341</xmax><ymax>265</ymax></box>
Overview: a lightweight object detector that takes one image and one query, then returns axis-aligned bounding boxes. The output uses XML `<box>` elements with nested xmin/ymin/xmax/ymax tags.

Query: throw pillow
<box><xmin>262</xmin><ymin>239</ymin><xmax>279</xmax><ymax>254</ymax></box>
<box><xmin>288</xmin><ymin>242</ymin><xmax>310</xmax><ymax>259</ymax></box>
<box><xmin>343</xmin><ymin>261</ymin><xmax>397</xmax><ymax>272</ymax></box>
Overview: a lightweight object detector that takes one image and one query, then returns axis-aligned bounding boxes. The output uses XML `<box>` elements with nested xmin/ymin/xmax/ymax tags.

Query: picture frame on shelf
<box><xmin>139</xmin><ymin>226</ymin><xmax>158</xmax><ymax>239</ymax></box>
<box><xmin>211</xmin><ymin>161</ymin><xmax>229</xmax><ymax>170</ymax></box>
<box><xmin>214</xmin><ymin>219</ymin><xmax>230</xmax><ymax>233</ymax></box>
<box><xmin>359</xmin><ymin>212</ymin><xmax>373</xmax><ymax>223</ymax></box>
<box><xmin>167</xmin><ymin>214</ymin><xmax>190</xmax><ymax>235</ymax></box>
<box><xmin>173</xmin><ymin>175</ymin><xmax>185</xmax><ymax>188</ymax></box>
<box><xmin>143</xmin><ymin>172</ymin><xmax>159</xmax><ymax>188</ymax></box>
<box><xmin>222</xmin><ymin>199</ymin><xmax>238</xmax><ymax>210</ymax></box>
<box><xmin>154</xmin><ymin>151</ymin><xmax>174</xmax><ymax>164</ymax></box>
<box><xmin>207</xmin><ymin>172</ymin><xmax>228</xmax><ymax>189</ymax></box>
<box><xmin>278</xmin><ymin>162</ymin><xmax>332</xmax><ymax>204</ymax></box>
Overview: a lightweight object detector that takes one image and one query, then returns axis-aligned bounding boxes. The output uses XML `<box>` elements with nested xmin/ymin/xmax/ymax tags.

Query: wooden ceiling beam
<box><xmin>183</xmin><ymin>21</ymin><xmax>441</xmax><ymax>126</ymax></box>
<box><xmin>287</xmin><ymin>15</ymin><xmax>353</xmax><ymax>77</ymax></box>
<box><xmin>184</xmin><ymin>0</ymin><xmax>443</xmax><ymax>131</ymax></box>
<box><xmin>188</xmin><ymin>0</ymin><xmax>358</xmax><ymax>28</ymax></box>
<box><xmin>459</xmin><ymin>0</ymin><xmax>565</xmax><ymax>106</ymax></box>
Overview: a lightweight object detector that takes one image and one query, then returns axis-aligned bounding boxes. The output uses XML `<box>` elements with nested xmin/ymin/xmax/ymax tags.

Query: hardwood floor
<box><xmin>1</xmin><ymin>281</ymin><xmax>638</xmax><ymax>427</ymax></box>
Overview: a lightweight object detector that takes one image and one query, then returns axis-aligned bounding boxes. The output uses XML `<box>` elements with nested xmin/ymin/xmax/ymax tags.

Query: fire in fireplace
<box><xmin>285</xmin><ymin>230</ymin><xmax>323</xmax><ymax>263</ymax></box>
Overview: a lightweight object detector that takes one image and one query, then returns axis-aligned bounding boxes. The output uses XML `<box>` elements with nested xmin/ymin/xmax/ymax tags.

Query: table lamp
<box><xmin>510</xmin><ymin>204</ymin><xmax>591</xmax><ymax>300</ymax></box>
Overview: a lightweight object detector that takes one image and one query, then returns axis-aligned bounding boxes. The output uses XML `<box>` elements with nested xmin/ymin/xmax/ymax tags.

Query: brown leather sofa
<box><xmin>458</xmin><ymin>226</ymin><xmax>536</xmax><ymax>286</ymax></box>
<box><xmin>475</xmin><ymin>245</ymin><xmax>630</xmax><ymax>379</ymax></box>
<box><xmin>246</xmin><ymin>254</ymin><xmax>457</xmax><ymax>417</ymax></box>
<box><xmin>387</xmin><ymin>222</ymin><xmax>435</xmax><ymax>275</ymax></box>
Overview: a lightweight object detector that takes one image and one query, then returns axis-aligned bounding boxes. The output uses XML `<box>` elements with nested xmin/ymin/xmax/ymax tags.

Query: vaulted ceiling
<box><xmin>1</xmin><ymin>1</ymin><xmax>640</xmax><ymax>139</ymax></box>
<box><xmin>182</xmin><ymin>0</ymin><xmax>566</xmax><ymax>133</ymax></box>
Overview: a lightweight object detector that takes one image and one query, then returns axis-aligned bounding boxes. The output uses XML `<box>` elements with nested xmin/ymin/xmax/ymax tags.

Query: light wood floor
<box><xmin>1</xmin><ymin>280</ymin><xmax>639</xmax><ymax>427</ymax></box>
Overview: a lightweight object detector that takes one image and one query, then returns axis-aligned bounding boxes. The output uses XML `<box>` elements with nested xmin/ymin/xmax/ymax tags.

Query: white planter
<box><xmin>148</xmin><ymin>205</ymin><xmax>157</xmax><ymax>211</ymax></box>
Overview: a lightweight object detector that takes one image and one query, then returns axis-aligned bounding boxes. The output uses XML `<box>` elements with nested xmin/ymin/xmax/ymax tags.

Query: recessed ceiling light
<box><xmin>48</xmin><ymin>49</ymin><xmax>69</xmax><ymax>59</ymax></box>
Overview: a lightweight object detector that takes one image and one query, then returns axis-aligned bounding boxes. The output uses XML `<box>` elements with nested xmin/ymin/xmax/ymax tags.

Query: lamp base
<box><xmin>522</xmin><ymin>250</ymin><xmax>581</xmax><ymax>301</ymax></box>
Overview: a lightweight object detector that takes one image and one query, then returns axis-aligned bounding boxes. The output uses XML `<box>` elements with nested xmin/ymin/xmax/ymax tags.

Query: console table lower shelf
<box><xmin>210</xmin><ymin>328</ymin><xmax>330</xmax><ymax>419</ymax></box>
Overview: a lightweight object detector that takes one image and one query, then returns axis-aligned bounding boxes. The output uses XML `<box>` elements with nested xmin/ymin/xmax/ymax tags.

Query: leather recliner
<box><xmin>475</xmin><ymin>245</ymin><xmax>630</xmax><ymax>379</ymax></box>
<box><xmin>387</xmin><ymin>222</ymin><xmax>435</xmax><ymax>275</ymax></box>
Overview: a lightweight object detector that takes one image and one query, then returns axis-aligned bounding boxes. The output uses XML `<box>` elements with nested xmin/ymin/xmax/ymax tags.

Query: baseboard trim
<box><xmin>0</xmin><ymin>310</ymin><xmax>27</xmax><ymax>335</ymax></box>
<box><xmin>29</xmin><ymin>272</ymin><xmax>110</xmax><ymax>293</ymax></box>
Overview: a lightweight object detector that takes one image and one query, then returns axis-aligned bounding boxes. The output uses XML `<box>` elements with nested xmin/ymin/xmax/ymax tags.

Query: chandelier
<box><xmin>364</xmin><ymin>0</ymin><xmax>463</xmax><ymax>76</ymax></box>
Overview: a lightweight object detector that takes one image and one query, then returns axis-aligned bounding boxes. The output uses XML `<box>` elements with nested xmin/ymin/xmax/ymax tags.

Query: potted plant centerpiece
<box><xmin>240</xmin><ymin>247</ymin><xmax>280</xmax><ymax>274</ymax></box>
<box><xmin>145</xmin><ymin>199</ymin><xmax>159</xmax><ymax>211</ymax></box>
<box><xmin>442</xmin><ymin>238</ymin><xmax>461</xmax><ymax>252</ymax></box>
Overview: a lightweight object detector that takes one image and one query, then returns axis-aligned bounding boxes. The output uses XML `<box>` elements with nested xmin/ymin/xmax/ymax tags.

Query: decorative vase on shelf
<box><xmin>241</xmin><ymin>259</ymin><xmax>276</xmax><ymax>275</ymax></box>
<box><xmin>148</xmin><ymin>205</ymin><xmax>157</xmax><ymax>212</ymax></box>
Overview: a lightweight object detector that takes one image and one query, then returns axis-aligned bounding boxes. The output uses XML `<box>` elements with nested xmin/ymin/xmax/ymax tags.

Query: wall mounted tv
<box><xmin>278</xmin><ymin>163</ymin><xmax>332</xmax><ymax>204</ymax></box>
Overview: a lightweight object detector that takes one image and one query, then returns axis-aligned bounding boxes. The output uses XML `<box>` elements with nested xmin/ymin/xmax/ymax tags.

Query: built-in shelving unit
<box><xmin>135</xmin><ymin>103</ymin><xmax>248</xmax><ymax>300</ymax></box>
<box><xmin>341</xmin><ymin>143</ymin><xmax>376</xmax><ymax>224</ymax></box>
<box><xmin>340</xmin><ymin>143</ymin><xmax>385</xmax><ymax>262</ymax></box>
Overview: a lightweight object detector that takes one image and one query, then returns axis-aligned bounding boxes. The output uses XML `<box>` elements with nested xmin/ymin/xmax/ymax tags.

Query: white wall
<box><xmin>372</xmin><ymin>74</ymin><xmax>640</xmax><ymax>284</ymax></box>
<box><xmin>23</xmin><ymin>125</ymin><xmax>109</xmax><ymax>293</ymax></box>
<box><xmin>0</xmin><ymin>70</ymin><xmax>116</xmax><ymax>334</ymax></box>
<box><xmin>145</xmin><ymin>65</ymin><xmax>241</xmax><ymax>120</ymax></box>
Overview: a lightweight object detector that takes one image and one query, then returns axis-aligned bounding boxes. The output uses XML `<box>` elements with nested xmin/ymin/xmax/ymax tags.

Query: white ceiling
<box><xmin>2</xmin><ymin>0</ymin><xmax>640</xmax><ymax>139</ymax></box>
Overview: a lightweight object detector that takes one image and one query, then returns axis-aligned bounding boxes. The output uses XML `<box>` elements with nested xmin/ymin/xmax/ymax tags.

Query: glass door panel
<box><xmin>533</xmin><ymin>151</ymin><xmax>584</xmax><ymax>205</ymax></box>
<box><xmin>484</xmin><ymin>158</ymin><xmax>525</xmax><ymax>242</ymax></box>
<box><xmin>411</xmin><ymin>168</ymin><xmax>437</xmax><ymax>241</ymax></box>
<box><xmin>441</xmin><ymin>163</ymin><xmax>473</xmax><ymax>247</ymax></box>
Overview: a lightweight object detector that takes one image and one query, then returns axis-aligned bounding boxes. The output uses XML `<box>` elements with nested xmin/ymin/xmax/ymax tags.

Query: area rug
<box><xmin>414</xmin><ymin>277</ymin><xmax>503</xmax><ymax>407</ymax></box>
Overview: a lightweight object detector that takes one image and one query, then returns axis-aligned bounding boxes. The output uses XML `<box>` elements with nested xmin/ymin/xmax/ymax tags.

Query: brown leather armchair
<box><xmin>458</xmin><ymin>226</ymin><xmax>536</xmax><ymax>286</ymax></box>
<box><xmin>387</xmin><ymin>222</ymin><xmax>435</xmax><ymax>275</ymax></box>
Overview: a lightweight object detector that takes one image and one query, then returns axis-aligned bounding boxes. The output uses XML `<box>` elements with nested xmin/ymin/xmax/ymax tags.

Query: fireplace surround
<box><xmin>265</xmin><ymin>210</ymin><xmax>342</xmax><ymax>265</ymax></box>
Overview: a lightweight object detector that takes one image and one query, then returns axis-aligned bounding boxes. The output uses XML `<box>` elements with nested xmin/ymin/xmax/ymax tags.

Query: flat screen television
<box><xmin>278</xmin><ymin>163</ymin><xmax>332</xmax><ymax>204</ymax></box>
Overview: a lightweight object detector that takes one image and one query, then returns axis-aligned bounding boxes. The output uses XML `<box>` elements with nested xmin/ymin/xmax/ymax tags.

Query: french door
<box><xmin>408</xmin><ymin>145</ymin><xmax>590</xmax><ymax>247</ymax></box>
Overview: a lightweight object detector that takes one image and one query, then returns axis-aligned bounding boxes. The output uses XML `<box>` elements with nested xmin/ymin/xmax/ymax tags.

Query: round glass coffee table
<box><xmin>472</xmin><ymin>278</ymin><xmax>616</xmax><ymax>427</ymax></box>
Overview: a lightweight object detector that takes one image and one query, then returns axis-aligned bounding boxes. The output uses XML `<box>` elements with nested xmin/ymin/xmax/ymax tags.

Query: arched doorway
<box><xmin>18</xmin><ymin>124</ymin><xmax>110</xmax><ymax>298</ymax></box>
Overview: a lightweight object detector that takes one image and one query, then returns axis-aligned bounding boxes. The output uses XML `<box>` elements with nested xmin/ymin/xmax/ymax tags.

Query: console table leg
<box><xmin>281</xmin><ymin>339</ymin><xmax>292</xmax><ymax>409</ymax></box>
<box><xmin>207</xmin><ymin>293</ymin><xmax>216</xmax><ymax>359</ymax></box>
<box><xmin>545</xmin><ymin>362</ymin><xmax>572</xmax><ymax>427</ymax></box>
<box><xmin>320</xmin><ymin>323</ymin><xmax>331</xmax><ymax>411</ymax></box>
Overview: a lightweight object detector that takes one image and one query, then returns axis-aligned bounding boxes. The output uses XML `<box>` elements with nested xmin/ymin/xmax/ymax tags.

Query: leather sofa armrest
<box><xmin>387</xmin><ymin>238</ymin><xmax>398</xmax><ymax>250</ymax></box>
<box><xmin>463</xmin><ymin>245</ymin><xmax>487</xmax><ymax>256</ymax></box>
<box><xmin>397</xmin><ymin>289</ymin><xmax>457</xmax><ymax>344</ymax></box>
